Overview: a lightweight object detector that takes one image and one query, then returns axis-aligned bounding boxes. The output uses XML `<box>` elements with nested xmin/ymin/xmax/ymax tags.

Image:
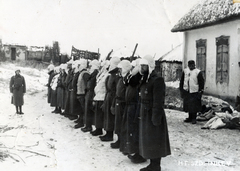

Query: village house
<box><xmin>155</xmin><ymin>44</ymin><xmax>182</xmax><ymax>82</ymax></box>
<box><xmin>171</xmin><ymin>0</ymin><xmax>240</xmax><ymax>100</ymax></box>
<box><xmin>2</xmin><ymin>44</ymin><xmax>27</xmax><ymax>61</ymax></box>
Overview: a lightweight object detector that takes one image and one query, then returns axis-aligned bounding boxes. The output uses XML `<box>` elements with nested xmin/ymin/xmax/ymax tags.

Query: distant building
<box><xmin>155</xmin><ymin>44</ymin><xmax>183</xmax><ymax>82</ymax></box>
<box><xmin>171</xmin><ymin>0</ymin><xmax>240</xmax><ymax>99</ymax></box>
<box><xmin>2</xmin><ymin>44</ymin><xmax>27</xmax><ymax>60</ymax></box>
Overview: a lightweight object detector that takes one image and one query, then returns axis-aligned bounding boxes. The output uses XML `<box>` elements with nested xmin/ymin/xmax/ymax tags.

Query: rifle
<box><xmin>130</xmin><ymin>43</ymin><xmax>138</xmax><ymax>62</ymax></box>
<box><xmin>106</xmin><ymin>49</ymin><xmax>113</xmax><ymax>61</ymax></box>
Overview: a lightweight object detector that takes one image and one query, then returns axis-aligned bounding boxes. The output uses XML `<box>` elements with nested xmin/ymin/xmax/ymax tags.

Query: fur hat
<box><xmin>78</xmin><ymin>58</ymin><xmax>88</xmax><ymax>71</ymax></box>
<box><xmin>130</xmin><ymin>58</ymin><xmax>141</xmax><ymax>76</ymax></box>
<box><xmin>109</xmin><ymin>57</ymin><xmax>120</xmax><ymax>72</ymax></box>
<box><xmin>118</xmin><ymin>60</ymin><xmax>132</xmax><ymax>77</ymax></box>
<box><xmin>89</xmin><ymin>59</ymin><xmax>100</xmax><ymax>69</ymax></box>
<box><xmin>139</xmin><ymin>55</ymin><xmax>155</xmax><ymax>81</ymax></box>
<box><xmin>47</xmin><ymin>64</ymin><xmax>54</xmax><ymax>71</ymax></box>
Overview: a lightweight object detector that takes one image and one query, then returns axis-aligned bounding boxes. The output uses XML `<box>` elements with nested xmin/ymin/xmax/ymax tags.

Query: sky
<box><xmin>0</xmin><ymin>0</ymin><xmax>200</xmax><ymax>59</ymax></box>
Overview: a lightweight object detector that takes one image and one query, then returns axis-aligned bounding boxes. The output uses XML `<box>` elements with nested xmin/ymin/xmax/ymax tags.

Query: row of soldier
<box><xmin>46</xmin><ymin>55</ymin><xmax>171</xmax><ymax>171</ymax></box>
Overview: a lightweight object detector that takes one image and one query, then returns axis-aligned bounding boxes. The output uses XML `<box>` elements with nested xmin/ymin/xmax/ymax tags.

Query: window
<box><xmin>216</xmin><ymin>36</ymin><xmax>229</xmax><ymax>84</ymax></box>
<box><xmin>196</xmin><ymin>39</ymin><xmax>206</xmax><ymax>79</ymax></box>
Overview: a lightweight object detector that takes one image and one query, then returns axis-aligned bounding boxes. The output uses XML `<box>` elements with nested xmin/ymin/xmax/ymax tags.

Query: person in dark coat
<box><xmin>69</xmin><ymin>61</ymin><xmax>82</xmax><ymax>120</ymax></box>
<box><xmin>81</xmin><ymin>60</ymin><xmax>100</xmax><ymax>132</ymax></box>
<box><xmin>110</xmin><ymin>60</ymin><xmax>131</xmax><ymax>149</ymax></box>
<box><xmin>47</xmin><ymin>64</ymin><xmax>55</xmax><ymax>104</ymax></box>
<box><xmin>74</xmin><ymin>59</ymin><xmax>90</xmax><ymax>129</ymax></box>
<box><xmin>119</xmin><ymin>59</ymin><xmax>146</xmax><ymax>163</ymax></box>
<box><xmin>179</xmin><ymin>60</ymin><xmax>205</xmax><ymax>124</ymax></box>
<box><xmin>100</xmin><ymin>57</ymin><xmax>121</xmax><ymax>142</ymax></box>
<box><xmin>138</xmin><ymin>55</ymin><xmax>171</xmax><ymax>171</ymax></box>
<box><xmin>10</xmin><ymin>69</ymin><xmax>26</xmax><ymax>114</ymax></box>
<box><xmin>91</xmin><ymin>60</ymin><xmax>110</xmax><ymax>136</ymax></box>
<box><xmin>63</xmin><ymin>60</ymin><xmax>74</xmax><ymax>118</ymax></box>
<box><xmin>56</xmin><ymin>64</ymin><xmax>67</xmax><ymax>113</ymax></box>
<box><xmin>50</xmin><ymin>66</ymin><xmax>60</xmax><ymax>112</ymax></box>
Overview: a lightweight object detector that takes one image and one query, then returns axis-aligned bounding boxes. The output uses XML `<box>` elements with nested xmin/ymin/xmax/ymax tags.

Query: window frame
<box><xmin>196</xmin><ymin>39</ymin><xmax>207</xmax><ymax>79</ymax></box>
<box><xmin>215</xmin><ymin>35</ymin><xmax>230</xmax><ymax>84</ymax></box>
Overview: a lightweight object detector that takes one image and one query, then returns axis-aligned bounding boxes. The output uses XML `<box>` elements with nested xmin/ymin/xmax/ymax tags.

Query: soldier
<box><xmin>81</xmin><ymin>60</ymin><xmax>100</xmax><ymax>132</ymax></box>
<box><xmin>69</xmin><ymin>61</ymin><xmax>82</xmax><ymax>120</ymax></box>
<box><xmin>91</xmin><ymin>60</ymin><xmax>110</xmax><ymax>136</ymax></box>
<box><xmin>50</xmin><ymin>66</ymin><xmax>60</xmax><ymax>113</ymax></box>
<box><xmin>138</xmin><ymin>55</ymin><xmax>171</xmax><ymax>171</ymax></box>
<box><xmin>62</xmin><ymin>60</ymin><xmax>74</xmax><ymax>117</ymax></box>
<box><xmin>111</xmin><ymin>60</ymin><xmax>131</xmax><ymax>149</ymax></box>
<box><xmin>56</xmin><ymin>64</ymin><xmax>67</xmax><ymax>114</ymax></box>
<box><xmin>46</xmin><ymin>64</ymin><xmax>55</xmax><ymax>104</ymax></box>
<box><xmin>119</xmin><ymin>59</ymin><xmax>146</xmax><ymax>163</ymax></box>
<box><xmin>10</xmin><ymin>69</ymin><xmax>26</xmax><ymax>114</ymax></box>
<box><xmin>100</xmin><ymin>57</ymin><xmax>120</xmax><ymax>142</ymax></box>
<box><xmin>74</xmin><ymin>59</ymin><xmax>90</xmax><ymax>129</ymax></box>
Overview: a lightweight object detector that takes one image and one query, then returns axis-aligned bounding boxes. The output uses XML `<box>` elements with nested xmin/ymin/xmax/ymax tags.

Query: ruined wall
<box><xmin>160</xmin><ymin>62</ymin><xmax>182</xmax><ymax>82</ymax></box>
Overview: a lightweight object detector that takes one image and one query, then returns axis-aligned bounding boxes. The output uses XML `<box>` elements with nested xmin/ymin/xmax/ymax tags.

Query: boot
<box><xmin>110</xmin><ymin>134</ymin><xmax>120</xmax><ymax>149</ymax></box>
<box><xmin>91</xmin><ymin>128</ymin><xmax>103</xmax><ymax>136</ymax></box>
<box><xmin>191</xmin><ymin>113</ymin><xmax>197</xmax><ymax>124</ymax></box>
<box><xmin>74</xmin><ymin>117</ymin><xmax>81</xmax><ymax>123</ymax></box>
<box><xmin>140</xmin><ymin>158</ymin><xmax>161</xmax><ymax>171</ymax></box>
<box><xmin>16</xmin><ymin>106</ymin><xmax>19</xmax><ymax>114</ymax></box>
<box><xmin>81</xmin><ymin>125</ymin><xmax>92</xmax><ymax>132</ymax></box>
<box><xmin>100</xmin><ymin>131</ymin><xmax>113</xmax><ymax>141</ymax></box>
<box><xmin>55</xmin><ymin>107</ymin><xmax>61</xmax><ymax>114</ymax></box>
<box><xmin>74</xmin><ymin>122</ymin><xmax>84</xmax><ymax>129</ymax></box>
<box><xmin>68</xmin><ymin>115</ymin><xmax>78</xmax><ymax>120</ymax></box>
<box><xmin>51</xmin><ymin>107</ymin><xmax>58</xmax><ymax>113</ymax></box>
<box><xmin>110</xmin><ymin>139</ymin><xmax>120</xmax><ymax>149</ymax></box>
<box><xmin>130</xmin><ymin>153</ymin><xmax>146</xmax><ymax>163</ymax></box>
<box><xmin>184</xmin><ymin>113</ymin><xmax>192</xmax><ymax>123</ymax></box>
<box><xmin>19</xmin><ymin>106</ymin><xmax>24</xmax><ymax>114</ymax></box>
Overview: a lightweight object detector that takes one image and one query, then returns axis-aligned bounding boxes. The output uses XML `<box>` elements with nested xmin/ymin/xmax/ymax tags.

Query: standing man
<box><xmin>138</xmin><ymin>55</ymin><xmax>171</xmax><ymax>171</ymax></box>
<box><xmin>91</xmin><ymin>60</ymin><xmax>110</xmax><ymax>136</ymax></box>
<box><xmin>10</xmin><ymin>69</ymin><xmax>26</xmax><ymax>114</ymax></box>
<box><xmin>179</xmin><ymin>60</ymin><xmax>205</xmax><ymax>124</ymax></box>
<box><xmin>47</xmin><ymin>64</ymin><xmax>55</xmax><ymax>104</ymax></box>
<box><xmin>75</xmin><ymin>59</ymin><xmax>90</xmax><ymax>129</ymax></box>
<box><xmin>100</xmin><ymin>57</ymin><xmax>120</xmax><ymax>142</ymax></box>
<box><xmin>81</xmin><ymin>59</ymin><xmax>100</xmax><ymax>132</ymax></box>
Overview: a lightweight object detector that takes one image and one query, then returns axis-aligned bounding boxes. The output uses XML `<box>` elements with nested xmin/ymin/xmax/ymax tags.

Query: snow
<box><xmin>0</xmin><ymin>62</ymin><xmax>239</xmax><ymax>171</ymax></box>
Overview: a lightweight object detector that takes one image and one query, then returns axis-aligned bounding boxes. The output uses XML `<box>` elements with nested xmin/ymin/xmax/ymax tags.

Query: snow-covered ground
<box><xmin>0</xmin><ymin>62</ymin><xmax>239</xmax><ymax>171</ymax></box>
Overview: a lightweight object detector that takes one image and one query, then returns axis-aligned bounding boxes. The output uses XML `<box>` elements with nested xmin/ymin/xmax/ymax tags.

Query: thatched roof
<box><xmin>157</xmin><ymin>44</ymin><xmax>182</xmax><ymax>62</ymax></box>
<box><xmin>171</xmin><ymin>0</ymin><xmax>240</xmax><ymax>32</ymax></box>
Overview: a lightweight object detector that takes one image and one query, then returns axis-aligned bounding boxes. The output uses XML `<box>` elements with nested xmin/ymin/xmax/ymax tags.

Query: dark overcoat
<box><xmin>139</xmin><ymin>72</ymin><xmax>171</xmax><ymax>159</ymax></box>
<box><xmin>64</xmin><ymin>69</ymin><xmax>73</xmax><ymax>114</ymax></box>
<box><xmin>85</xmin><ymin>70</ymin><xmax>98</xmax><ymax>126</ymax></box>
<box><xmin>70</xmin><ymin>71</ymin><xmax>81</xmax><ymax>115</ymax></box>
<box><xmin>114</xmin><ymin>77</ymin><xmax>126</xmax><ymax>134</ymax></box>
<box><xmin>120</xmin><ymin>73</ymin><xmax>142</xmax><ymax>154</ymax></box>
<box><xmin>57</xmin><ymin>72</ymin><xmax>67</xmax><ymax>109</ymax></box>
<box><xmin>47</xmin><ymin>71</ymin><xmax>55</xmax><ymax>103</ymax></box>
<box><xmin>103</xmin><ymin>68</ymin><xmax>120</xmax><ymax>131</ymax></box>
<box><xmin>50</xmin><ymin>74</ymin><xmax>59</xmax><ymax>107</ymax></box>
<box><xmin>10</xmin><ymin>74</ymin><xmax>26</xmax><ymax>106</ymax></box>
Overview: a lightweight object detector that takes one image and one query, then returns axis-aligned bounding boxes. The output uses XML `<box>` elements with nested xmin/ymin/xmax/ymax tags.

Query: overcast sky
<box><xmin>0</xmin><ymin>0</ymin><xmax>200</xmax><ymax>59</ymax></box>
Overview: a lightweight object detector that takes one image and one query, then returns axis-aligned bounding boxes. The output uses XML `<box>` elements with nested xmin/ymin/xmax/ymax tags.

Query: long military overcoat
<box><xmin>103</xmin><ymin>68</ymin><xmax>120</xmax><ymax>131</ymax></box>
<box><xmin>139</xmin><ymin>72</ymin><xmax>171</xmax><ymax>159</ymax></box>
<box><xmin>10</xmin><ymin>74</ymin><xmax>26</xmax><ymax>106</ymax></box>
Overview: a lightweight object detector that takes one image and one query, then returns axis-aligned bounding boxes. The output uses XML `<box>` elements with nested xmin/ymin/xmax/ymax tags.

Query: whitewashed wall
<box><xmin>182</xmin><ymin>20</ymin><xmax>240</xmax><ymax>99</ymax></box>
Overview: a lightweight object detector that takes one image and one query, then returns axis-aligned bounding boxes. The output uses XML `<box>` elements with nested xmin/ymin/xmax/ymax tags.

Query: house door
<box><xmin>11</xmin><ymin>48</ymin><xmax>16</xmax><ymax>60</ymax></box>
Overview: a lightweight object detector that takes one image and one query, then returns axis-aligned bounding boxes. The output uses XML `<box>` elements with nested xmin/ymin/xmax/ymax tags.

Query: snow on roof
<box><xmin>157</xmin><ymin>44</ymin><xmax>182</xmax><ymax>62</ymax></box>
<box><xmin>171</xmin><ymin>0</ymin><xmax>240</xmax><ymax>32</ymax></box>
